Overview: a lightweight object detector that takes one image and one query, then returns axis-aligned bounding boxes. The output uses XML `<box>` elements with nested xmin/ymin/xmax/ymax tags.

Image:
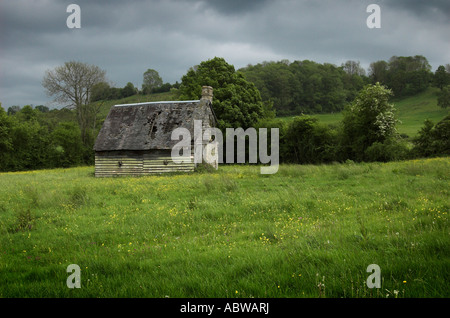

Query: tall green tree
<box><xmin>386</xmin><ymin>55</ymin><xmax>432</xmax><ymax>96</ymax></box>
<box><xmin>342</xmin><ymin>60</ymin><xmax>366</xmax><ymax>76</ymax></box>
<box><xmin>368</xmin><ymin>60</ymin><xmax>389</xmax><ymax>84</ymax></box>
<box><xmin>179</xmin><ymin>57</ymin><xmax>264</xmax><ymax>129</ymax></box>
<box><xmin>341</xmin><ymin>82</ymin><xmax>399</xmax><ymax>161</ymax></box>
<box><xmin>142</xmin><ymin>69</ymin><xmax>163</xmax><ymax>94</ymax></box>
<box><xmin>122</xmin><ymin>82</ymin><xmax>136</xmax><ymax>98</ymax></box>
<box><xmin>434</xmin><ymin>65</ymin><xmax>449</xmax><ymax>90</ymax></box>
<box><xmin>42</xmin><ymin>61</ymin><xmax>106</xmax><ymax>146</ymax></box>
<box><xmin>413</xmin><ymin>115</ymin><xmax>450</xmax><ymax>157</ymax></box>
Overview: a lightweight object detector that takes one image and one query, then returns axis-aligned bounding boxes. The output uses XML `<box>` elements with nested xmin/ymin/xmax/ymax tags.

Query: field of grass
<box><xmin>0</xmin><ymin>158</ymin><xmax>448</xmax><ymax>298</ymax></box>
<box><xmin>277</xmin><ymin>87</ymin><xmax>448</xmax><ymax>137</ymax></box>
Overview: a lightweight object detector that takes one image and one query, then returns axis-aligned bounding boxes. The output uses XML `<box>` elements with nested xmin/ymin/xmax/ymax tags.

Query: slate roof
<box><xmin>93</xmin><ymin>99</ymin><xmax>216</xmax><ymax>151</ymax></box>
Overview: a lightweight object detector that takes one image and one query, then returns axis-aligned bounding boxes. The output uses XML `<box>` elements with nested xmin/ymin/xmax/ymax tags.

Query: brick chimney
<box><xmin>201</xmin><ymin>86</ymin><xmax>213</xmax><ymax>102</ymax></box>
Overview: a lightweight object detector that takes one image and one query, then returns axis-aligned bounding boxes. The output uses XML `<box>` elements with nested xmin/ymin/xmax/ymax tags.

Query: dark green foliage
<box><xmin>90</xmin><ymin>82</ymin><xmax>112</xmax><ymax>102</ymax></box>
<box><xmin>0</xmin><ymin>105</ymin><xmax>14</xmax><ymax>165</ymax></box>
<box><xmin>51</xmin><ymin>122</ymin><xmax>85</xmax><ymax>167</ymax></box>
<box><xmin>368</xmin><ymin>60</ymin><xmax>389</xmax><ymax>85</ymax></box>
<box><xmin>437</xmin><ymin>85</ymin><xmax>450</xmax><ymax>109</ymax></box>
<box><xmin>240</xmin><ymin>59</ymin><xmax>368</xmax><ymax>116</ymax></box>
<box><xmin>179</xmin><ymin>57</ymin><xmax>265</xmax><ymax>130</ymax></box>
<box><xmin>7</xmin><ymin>105</ymin><xmax>21</xmax><ymax>116</ymax></box>
<box><xmin>90</xmin><ymin>82</ymin><xmax>136</xmax><ymax>101</ymax></box>
<box><xmin>35</xmin><ymin>105</ymin><xmax>49</xmax><ymax>113</ymax></box>
<box><xmin>151</xmin><ymin>82</ymin><xmax>172</xmax><ymax>94</ymax></box>
<box><xmin>281</xmin><ymin>116</ymin><xmax>337</xmax><ymax>164</ymax></box>
<box><xmin>0</xmin><ymin>105</ymin><xmax>94</xmax><ymax>172</ymax></box>
<box><xmin>142</xmin><ymin>68</ymin><xmax>163</xmax><ymax>94</ymax></box>
<box><xmin>413</xmin><ymin>115</ymin><xmax>450</xmax><ymax>157</ymax></box>
<box><xmin>369</xmin><ymin>55</ymin><xmax>433</xmax><ymax>97</ymax></box>
<box><xmin>255</xmin><ymin>116</ymin><xmax>338</xmax><ymax>165</ymax></box>
<box><xmin>340</xmin><ymin>83</ymin><xmax>401</xmax><ymax>162</ymax></box>
<box><xmin>1</xmin><ymin>109</ymin><xmax>53</xmax><ymax>171</ymax></box>
<box><xmin>121</xmin><ymin>82</ymin><xmax>136</xmax><ymax>98</ymax></box>
<box><xmin>433</xmin><ymin>65</ymin><xmax>450</xmax><ymax>90</ymax></box>
<box><xmin>364</xmin><ymin>139</ymin><xmax>410</xmax><ymax>162</ymax></box>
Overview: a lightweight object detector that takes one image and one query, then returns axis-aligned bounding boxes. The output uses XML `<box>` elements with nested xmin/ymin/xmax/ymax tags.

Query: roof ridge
<box><xmin>115</xmin><ymin>100</ymin><xmax>200</xmax><ymax>107</ymax></box>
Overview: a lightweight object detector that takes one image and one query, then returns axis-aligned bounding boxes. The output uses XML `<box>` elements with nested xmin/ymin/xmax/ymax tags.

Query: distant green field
<box><xmin>96</xmin><ymin>90</ymin><xmax>180</xmax><ymax>118</ymax></box>
<box><xmin>392</xmin><ymin>88</ymin><xmax>448</xmax><ymax>137</ymax></box>
<box><xmin>0</xmin><ymin>158</ymin><xmax>448</xmax><ymax>297</ymax></box>
<box><xmin>277</xmin><ymin>88</ymin><xmax>449</xmax><ymax>137</ymax></box>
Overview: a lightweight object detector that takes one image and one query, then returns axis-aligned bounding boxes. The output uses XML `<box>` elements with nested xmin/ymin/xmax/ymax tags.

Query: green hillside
<box><xmin>95</xmin><ymin>90</ymin><xmax>181</xmax><ymax>118</ymax></box>
<box><xmin>392</xmin><ymin>87</ymin><xmax>448</xmax><ymax>137</ymax></box>
<box><xmin>278</xmin><ymin>87</ymin><xmax>448</xmax><ymax>137</ymax></box>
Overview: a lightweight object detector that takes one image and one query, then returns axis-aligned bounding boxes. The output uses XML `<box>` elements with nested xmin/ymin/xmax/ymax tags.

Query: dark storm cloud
<box><xmin>0</xmin><ymin>1</ymin><xmax>64</xmax><ymax>47</ymax></box>
<box><xmin>385</xmin><ymin>0</ymin><xmax>450</xmax><ymax>19</ymax></box>
<box><xmin>198</xmin><ymin>0</ymin><xmax>271</xmax><ymax>15</ymax></box>
<box><xmin>0</xmin><ymin>0</ymin><xmax>449</xmax><ymax>109</ymax></box>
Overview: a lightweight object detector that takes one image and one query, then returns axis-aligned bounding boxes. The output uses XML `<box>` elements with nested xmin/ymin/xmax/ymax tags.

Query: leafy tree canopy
<box><xmin>142</xmin><ymin>69</ymin><xmax>163</xmax><ymax>94</ymax></box>
<box><xmin>179</xmin><ymin>57</ymin><xmax>265</xmax><ymax>129</ymax></box>
<box><xmin>434</xmin><ymin>65</ymin><xmax>450</xmax><ymax>90</ymax></box>
<box><xmin>240</xmin><ymin>59</ymin><xmax>368</xmax><ymax>116</ymax></box>
<box><xmin>369</xmin><ymin>55</ymin><xmax>433</xmax><ymax>97</ymax></box>
<box><xmin>341</xmin><ymin>82</ymin><xmax>399</xmax><ymax>161</ymax></box>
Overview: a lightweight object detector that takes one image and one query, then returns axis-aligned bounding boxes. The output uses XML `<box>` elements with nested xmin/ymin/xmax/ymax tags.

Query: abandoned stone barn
<box><xmin>93</xmin><ymin>86</ymin><xmax>217</xmax><ymax>177</ymax></box>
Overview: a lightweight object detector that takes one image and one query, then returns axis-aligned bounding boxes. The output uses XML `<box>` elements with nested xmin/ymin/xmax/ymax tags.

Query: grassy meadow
<box><xmin>0</xmin><ymin>158</ymin><xmax>448</xmax><ymax>298</ymax></box>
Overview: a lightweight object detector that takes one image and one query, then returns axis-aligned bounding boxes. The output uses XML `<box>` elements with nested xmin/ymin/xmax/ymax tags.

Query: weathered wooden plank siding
<box><xmin>142</xmin><ymin>150</ymin><xmax>194</xmax><ymax>174</ymax></box>
<box><xmin>95</xmin><ymin>150</ymin><xmax>195</xmax><ymax>177</ymax></box>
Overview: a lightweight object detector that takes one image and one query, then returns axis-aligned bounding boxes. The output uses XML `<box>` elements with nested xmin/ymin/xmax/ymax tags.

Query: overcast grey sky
<box><xmin>0</xmin><ymin>0</ymin><xmax>449</xmax><ymax>109</ymax></box>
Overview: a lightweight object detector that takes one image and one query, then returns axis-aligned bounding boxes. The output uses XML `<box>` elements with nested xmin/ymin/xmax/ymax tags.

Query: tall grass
<box><xmin>0</xmin><ymin>158</ymin><xmax>448</xmax><ymax>297</ymax></box>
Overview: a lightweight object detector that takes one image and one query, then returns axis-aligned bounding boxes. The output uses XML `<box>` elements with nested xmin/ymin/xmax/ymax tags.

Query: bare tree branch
<box><xmin>42</xmin><ymin>61</ymin><xmax>106</xmax><ymax>145</ymax></box>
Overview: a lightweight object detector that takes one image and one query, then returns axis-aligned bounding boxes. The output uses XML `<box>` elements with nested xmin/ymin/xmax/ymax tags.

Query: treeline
<box><xmin>368</xmin><ymin>55</ymin><xmax>435</xmax><ymax>97</ymax></box>
<box><xmin>239</xmin><ymin>55</ymin><xmax>443</xmax><ymax>116</ymax></box>
<box><xmin>0</xmin><ymin>104</ymin><xmax>93</xmax><ymax>171</ymax></box>
<box><xmin>256</xmin><ymin>84</ymin><xmax>449</xmax><ymax>165</ymax></box>
<box><xmin>90</xmin><ymin>81</ymin><xmax>181</xmax><ymax>102</ymax></box>
<box><xmin>240</xmin><ymin>59</ymin><xmax>368</xmax><ymax>116</ymax></box>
